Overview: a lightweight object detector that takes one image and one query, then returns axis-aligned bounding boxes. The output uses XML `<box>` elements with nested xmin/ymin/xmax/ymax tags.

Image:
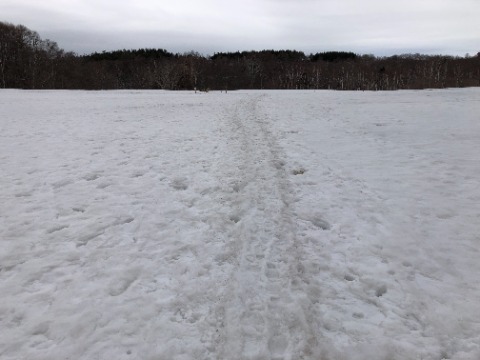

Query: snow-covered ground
<box><xmin>1</xmin><ymin>88</ymin><xmax>479</xmax><ymax>360</ymax></box>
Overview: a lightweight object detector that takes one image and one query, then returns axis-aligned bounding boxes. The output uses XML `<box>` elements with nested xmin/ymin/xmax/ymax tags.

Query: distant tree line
<box><xmin>1</xmin><ymin>21</ymin><xmax>479</xmax><ymax>90</ymax></box>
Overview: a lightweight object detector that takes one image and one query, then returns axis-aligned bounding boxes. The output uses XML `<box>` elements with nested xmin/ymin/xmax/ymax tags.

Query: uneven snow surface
<box><xmin>1</xmin><ymin>89</ymin><xmax>480</xmax><ymax>360</ymax></box>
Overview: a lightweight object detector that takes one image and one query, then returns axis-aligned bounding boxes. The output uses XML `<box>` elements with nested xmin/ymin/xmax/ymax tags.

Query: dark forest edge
<box><xmin>1</xmin><ymin>21</ymin><xmax>479</xmax><ymax>90</ymax></box>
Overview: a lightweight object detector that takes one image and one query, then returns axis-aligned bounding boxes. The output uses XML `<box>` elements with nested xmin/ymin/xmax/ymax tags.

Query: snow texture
<box><xmin>1</xmin><ymin>88</ymin><xmax>480</xmax><ymax>360</ymax></box>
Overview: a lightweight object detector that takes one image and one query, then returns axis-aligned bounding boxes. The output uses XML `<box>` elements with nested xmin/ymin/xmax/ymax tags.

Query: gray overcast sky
<box><xmin>1</xmin><ymin>0</ymin><xmax>479</xmax><ymax>56</ymax></box>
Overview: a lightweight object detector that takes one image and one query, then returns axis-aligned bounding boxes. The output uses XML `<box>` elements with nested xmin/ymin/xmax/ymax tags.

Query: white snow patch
<box><xmin>1</xmin><ymin>88</ymin><xmax>480</xmax><ymax>359</ymax></box>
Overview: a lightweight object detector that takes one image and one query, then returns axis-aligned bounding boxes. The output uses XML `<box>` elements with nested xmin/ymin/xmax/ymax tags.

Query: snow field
<box><xmin>1</xmin><ymin>89</ymin><xmax>480</xmax><ymax>359</ymax></box>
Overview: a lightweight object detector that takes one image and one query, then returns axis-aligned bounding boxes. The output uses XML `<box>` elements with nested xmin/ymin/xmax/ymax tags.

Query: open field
<box><xmin>1</xmin><ymin>89</ymin><xmax>480</xmax><ymax>359</ymax></box>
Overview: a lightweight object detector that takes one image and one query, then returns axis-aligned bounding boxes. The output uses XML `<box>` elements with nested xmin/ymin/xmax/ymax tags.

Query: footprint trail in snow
<box><xmin>209</xmin><ymin>95</ymin><xmax>319</xmax><ymax>359</ymax></box>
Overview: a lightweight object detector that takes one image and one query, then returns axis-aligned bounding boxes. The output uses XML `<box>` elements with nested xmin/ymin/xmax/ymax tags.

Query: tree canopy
<box><xmin>1</xmin><ymin>21</ymin><xmax>479</xmax><ymax>90</ymax></box>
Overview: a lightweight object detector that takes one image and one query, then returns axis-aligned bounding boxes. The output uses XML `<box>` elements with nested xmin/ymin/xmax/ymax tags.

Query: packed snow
<box><xmin>1</xmin><ymin>88</ymin><xmax>479</xmax><ymax>360</ymax></box>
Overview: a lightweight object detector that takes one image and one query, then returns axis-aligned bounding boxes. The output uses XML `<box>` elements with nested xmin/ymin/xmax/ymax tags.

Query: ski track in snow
<box><xmin>209</xmin><ymin>95</ymin><xmax>317</xmax><ymax>359</ymax></box>
<box><xmin>1</xmin><ymin>89</ymin><xmax>480</xmax><ymax>360</ymax></box>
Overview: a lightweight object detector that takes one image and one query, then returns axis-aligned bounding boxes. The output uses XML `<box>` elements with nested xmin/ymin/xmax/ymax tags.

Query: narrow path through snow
<box><xmin>206</xmin><ymin>95</ymin><xmax>318</xmax><ymax>359</ymax></box>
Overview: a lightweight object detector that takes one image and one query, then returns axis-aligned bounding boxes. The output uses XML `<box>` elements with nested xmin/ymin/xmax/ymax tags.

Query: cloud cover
<box><xmin>1</xmin><ymin>0</ymin><xmax>479</xmax><ymax>55</ymax></box>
